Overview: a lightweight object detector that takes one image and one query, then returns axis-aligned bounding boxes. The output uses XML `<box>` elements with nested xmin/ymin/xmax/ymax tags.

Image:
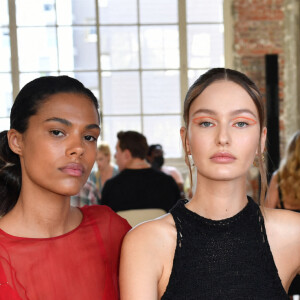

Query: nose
<box><xmin>66</xmin><ymin>136</ymin><xmax>85</xmax><ymax>158</ymax></box>
<box><xmin>216</xmin><ymin>124</ymin><xmax>230</xmax><ymax>146</ymax></box>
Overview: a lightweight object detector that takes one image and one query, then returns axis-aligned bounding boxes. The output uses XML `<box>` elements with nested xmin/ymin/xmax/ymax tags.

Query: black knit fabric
<box><xmin>161</xmin><ymin>197</ymin><xmax>288</xmax><ymax>300</ymax></box>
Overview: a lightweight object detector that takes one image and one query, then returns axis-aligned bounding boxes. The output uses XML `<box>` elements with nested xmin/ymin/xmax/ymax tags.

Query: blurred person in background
<box><xmin>101</xmin><ymin>131</ymin><xmax>181</xmax><ymax>213</ymax></box>
<box><xmin>89</xmin><ymin>142</ymin><xmax>118</xmax><ymax>201</ymax></box>
<box><xmin>70</xmin><ymin>179</ymin><xmax>100</xmax><ymax>207</ymax></box>
<box><xmin>147</xmin><ymin>144</ymin><xmax>185</xmax><ymax>198</ymax></box>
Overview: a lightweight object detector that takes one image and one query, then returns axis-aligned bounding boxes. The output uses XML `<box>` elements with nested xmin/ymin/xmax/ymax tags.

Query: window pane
<box><xmin>0</xmin><ymin>117</ymin><xmax>10</xmax><ymax>132</ymax></box>
<box><xmin>188</xmin><ymin>69</ymin><xmax>208</xmax><ymax>87</ymax></box>
<box><xmin>139</xmin><ymin>0</ymin><xmax>177</xmax><ymax>24</ymax></box>
<box><xmin>58</xmin><ymin>27</ymin><xmax>97</xmax><ymax>71</ymax></box>
<box><xmin>0</xmin><ymin>28</ymin><xmax>11</xmax><ymax>72</ymax></box>
<box><xmin>61</xmin><ymin>71</ymin><xmax>99</xmax><ymax>99</ymax></box>
<box><xmin>144</xmin><ymin>115</ymin><xmax>182</xmax><ymax>158</ymax></box>
<box><xmin>100</xmin><ymin>26</ymin><xmax>139</xmax><ymax>70</ymax></box>
<box><xmin>99</xmin><ymin>0</ymin><xmax>137</xmax><ymax>24</ymax></box>
<box><xmin>140</xmin><ymin>25</ymin><xmax>179</xmax><ymax>69</ymax></box>
<box><xmin>187</xmin><ymin>0</ymin><xmax>223</xmax><ymax>23</ymax></box>
<box><xmin>18</xmin><ymin>27</ymin><xmax>58</xmax><ymax>72</ymax></box>
<box><xmin>16</xmin><ymin>0</ymin><xmax>56</xmax><ymax>26</ymax></box>
<box><xmin>57</xmin><ymin>0</ymin><xmax>96</xmax><ymax>25</ymax></box>
<box><xmin>19</xmin><ymin>72</ymin><xmax>58</xmax><ymax>90</ymax></box>
<box><xmin>102</xmin><ymin>116</ymin><xmax>141</xmax><ymax>155</ymax></box>
<box><xmin>0</xmin><ymin>0</ymin><xmax>9</xmax><ymax>26</ymax></box>
<box><xmin>142</xmin><ymin>71</ymin><xmax>180</xmax><ymax>114</ymax></box>
<box><xmin>102</xmin><ymin>72</ymin><xmax>140</xmax><ymax>115</ymax></box>
<box><xmin>187</xmin><ymin>24</ymin><xmax>224</xmax><ymax>69</ymax></box>
<box><xmin>0</xmin><ymin>74</ymin><xmax>12</xmax><ymax>117</ymax></box>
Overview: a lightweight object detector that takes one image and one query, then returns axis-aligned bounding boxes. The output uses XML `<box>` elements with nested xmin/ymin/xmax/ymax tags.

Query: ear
<box><xmin>7</xmin><ymin>129</ymin><xmax>23</xmax><ymax>156</ymax></box>
<box><xmin>123</xmin><ymin>149</ymin><xmax>132</xmax><ymax>162</ymax></box>
<box><xmin>257</xmin><ymin>127</ymin><xmax>267</xmax><ymax>154</ymax></box>
<box><xmin>180</xmin><ymin>126</ymin><xmax>191</xmax><ymax>155</ymax></box>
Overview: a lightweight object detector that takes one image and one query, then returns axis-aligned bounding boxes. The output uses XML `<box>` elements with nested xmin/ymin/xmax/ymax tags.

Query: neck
<box><xmin>126</xmin><ymin>158</ymin><xmax>150</xmax><ymax>169</ymax></box>
<box><xmin>99</xmin><ymin>164</ymin><xmax>113</xmax><ymax>174</ymax></box>
<box><xmin>187</xmin><ymin>175</ymin><xmax>248</xmax><ymax>220</ymax></box>
<box><xmin>0</xmin><ymin>186</ymin><xmax>81</xmax><ymax>238</ymax></box>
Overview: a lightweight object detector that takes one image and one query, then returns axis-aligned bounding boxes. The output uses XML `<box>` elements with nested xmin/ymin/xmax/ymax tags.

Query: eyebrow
<box><xmin>231</xmin><ymin>109</ymin><xmax>257</xmax><ymax>118</ymax></box>
<box><xmin>44</xmin><ymin>117</ymin><xmax>100</xmax><ymax>130</ymax></box>
<box><xmin>192</xmin><ymin>108</ymin><xmax>257</xmax><ymax>118</ymax></box>
<box><xmin>191</xmin><ymin>109</ymin><xmax>216</xmax><ymax>117</ymax></box>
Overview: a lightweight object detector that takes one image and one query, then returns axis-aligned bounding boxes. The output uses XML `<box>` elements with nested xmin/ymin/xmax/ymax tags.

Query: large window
<box><xmin>1</xmin><ymin>0</ymin><xmax>224</xmax><ymax>158</ymax></box>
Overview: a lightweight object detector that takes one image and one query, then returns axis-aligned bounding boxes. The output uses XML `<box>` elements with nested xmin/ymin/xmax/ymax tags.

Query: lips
<box><xmin>60</xmin><ymin>163</ymin><xmax>84</xmax><ymax>177</ymax></box>
<box><xmin>210</xmin><ymin>152</ymin><xmax>236</xmax><ymax>163</ymax></box>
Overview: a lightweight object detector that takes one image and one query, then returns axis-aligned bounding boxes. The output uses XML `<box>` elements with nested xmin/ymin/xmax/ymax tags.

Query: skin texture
<box><xmin>95</xmin><ymin>150</ymin><xmax>116</xmax><ymax>189</ymax></box>
<box><xmin>1</xmin><ymin>93</ymin><xmax>100</xmax><ymax>238</ymax></box>
<box><xmin>114</xmin><ymin>141</ymin><xmax>130</xmax><ymax>171</ymax></box>
<box><xmin>119</xmin><ymin>80</ymin><xmax>300</xmax><ymax>300</ymax></box>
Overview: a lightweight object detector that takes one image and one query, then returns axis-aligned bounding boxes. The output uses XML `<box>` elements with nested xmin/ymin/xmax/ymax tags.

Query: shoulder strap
<box><xmin>170</xmin><ymin>200</ymin><xmax>188</xmax><ymax>248</ymax></box>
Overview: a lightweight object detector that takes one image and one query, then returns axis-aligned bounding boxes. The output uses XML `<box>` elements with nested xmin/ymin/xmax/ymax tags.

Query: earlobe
<box><xmin>7</xmin><ymin>129</ymin><xmax>23</xmax><ymax>156</ymax></box>
<box><xmin>124</xmin><ymin>149</ymin><xmax>132</xmax><ymax>161</ymax></box>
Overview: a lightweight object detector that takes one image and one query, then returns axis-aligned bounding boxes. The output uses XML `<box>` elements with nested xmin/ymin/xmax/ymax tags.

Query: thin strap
<box><xmin>277</xmin><ymin>173</ymin><xmax>284</xmax><ymax>209</ymax></box>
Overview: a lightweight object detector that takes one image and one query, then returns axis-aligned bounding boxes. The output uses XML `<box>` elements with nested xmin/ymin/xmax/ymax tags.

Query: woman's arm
<box><xmin>119</xmin><ymin>217</ymin><xmax>175</xmax><ymax>300</ymax></box>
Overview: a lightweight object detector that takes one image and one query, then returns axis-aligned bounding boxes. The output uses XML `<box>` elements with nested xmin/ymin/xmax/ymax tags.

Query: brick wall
<box><xmin>232</xmin><ymin>0</ymin><xmax>286</xmax><ymax>200</ymax></box>
<box><xmin>232</xmin><ymin>0</ymin><xmax>285</xmax><ymax>112</ymax></box>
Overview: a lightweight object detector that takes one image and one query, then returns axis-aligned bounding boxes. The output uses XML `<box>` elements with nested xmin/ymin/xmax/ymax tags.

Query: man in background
<box><xmin>101</xmin><ymin>131</ymin><xmax>181</xmax><ymax>212</ymax></box>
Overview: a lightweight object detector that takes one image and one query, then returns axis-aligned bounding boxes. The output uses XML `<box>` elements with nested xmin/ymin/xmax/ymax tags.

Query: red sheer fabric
<box><xmin>0</xmin><ymin>205</ymin><xmax>131</xmax><ymax>300</ymax></box>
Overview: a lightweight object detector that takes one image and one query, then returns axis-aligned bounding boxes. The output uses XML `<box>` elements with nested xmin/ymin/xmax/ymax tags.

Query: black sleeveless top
<box><xmin>161</xmin><ymin>197</ymin><xmax>288</xmax><ymax>300</ymax></box>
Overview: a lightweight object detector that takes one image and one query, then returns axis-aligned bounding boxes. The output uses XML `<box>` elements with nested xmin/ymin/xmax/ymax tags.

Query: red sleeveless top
<box><xmin>0</xmin><ymin>205</ymin><xmax>131</xmax><ymax>300</ymax></box>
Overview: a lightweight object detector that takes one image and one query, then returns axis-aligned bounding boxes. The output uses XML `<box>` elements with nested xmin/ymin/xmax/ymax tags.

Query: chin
<box><xmin>53</xmin><ymin>183</ymin><xmax>83</xmax><ymax>197</ymax></box>
<box><xmin>201</xmin><ymin>171</ymin><xmax>240</xmax><ymax>182</ymax></box>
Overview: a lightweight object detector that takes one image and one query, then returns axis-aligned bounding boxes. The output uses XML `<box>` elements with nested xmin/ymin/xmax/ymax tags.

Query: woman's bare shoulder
<box><xmin>262</xmin><ymin>207</ymin><xmax>300</xmax><ymax>246</ymax></box>
<box><xmin>119</xmin><ymin>214</ymin><xmax>177</xmax><ymax>300</ymax></box>
<box><xmin>122</xmin><ymin>213</ymin><xmax>177</xmax><ymax>249</ymax></box>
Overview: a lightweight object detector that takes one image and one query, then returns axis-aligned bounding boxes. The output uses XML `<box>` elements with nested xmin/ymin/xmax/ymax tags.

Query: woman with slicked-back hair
<box><xmin>119</xmin><ymin>68</ymin><xmax>300</xmax><ymax>299</ymax></box>
<box><xmin>0</xmin><ymin>76</ymin><xmax>130</xmax><ymax>299</ymax></box>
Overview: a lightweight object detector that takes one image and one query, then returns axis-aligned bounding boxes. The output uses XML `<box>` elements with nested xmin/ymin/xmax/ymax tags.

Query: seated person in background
<box><xmin>147</xmin><ymin>144</ymin><xmax>185</xmax><ymax>198</ymax></box>
<box><xmin>89</xmin><ymin>142</ymin><xmax>119</xmax><ymax>200</ymax></box>
<box><xmin>71</xmin><ymin>179</ymin><xmax>100</xmax><ymax>207</ymax></box>
<box><xmin>101</xmin><ymin>131</ymin><xmax>181</xmax><ymax>213</ymax></box>
<box><xmin>266</xmin><ymin>130</ymin><xmax>300</xmax><ymax>211</ymax></box>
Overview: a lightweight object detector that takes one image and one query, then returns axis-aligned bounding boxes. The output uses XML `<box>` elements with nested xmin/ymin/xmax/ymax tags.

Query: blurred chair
<box><xmin>117</xmin><ymin>208</ymin><xmax>166</xmax><ymax>227</ymax></box>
